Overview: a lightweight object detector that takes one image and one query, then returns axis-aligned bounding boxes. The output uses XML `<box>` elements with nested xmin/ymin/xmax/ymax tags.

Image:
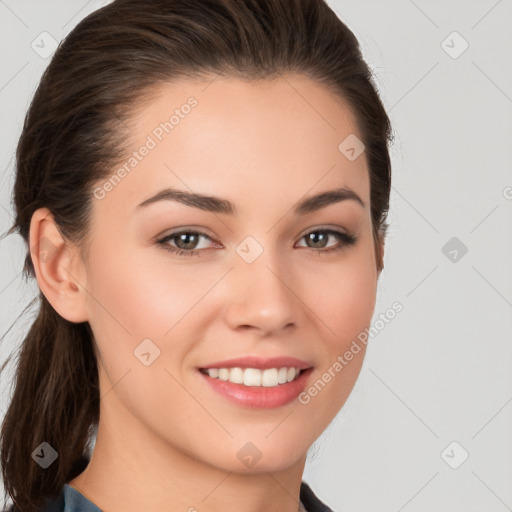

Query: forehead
<box><xmin>94</xmin><ymin>74</ymin><xmax>370</xmax><ymax>218</ymax></box>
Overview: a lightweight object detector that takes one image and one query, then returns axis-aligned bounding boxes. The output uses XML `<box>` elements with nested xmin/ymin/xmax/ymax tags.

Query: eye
<box><xmin>156</xmin><ymin>229</ymin><xmax>216</xmax><ymax>257</ymax></box>
<box><xmin>296</xmin><ymin>229</ymin><xmax>357</xmax><ymax>254</ymax></box>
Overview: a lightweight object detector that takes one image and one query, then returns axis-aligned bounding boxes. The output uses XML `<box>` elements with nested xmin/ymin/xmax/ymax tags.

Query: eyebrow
<box><xmin>135</xmin><ymin>186</ymin><xmax>365</xmax><ymax>215</ymax></box>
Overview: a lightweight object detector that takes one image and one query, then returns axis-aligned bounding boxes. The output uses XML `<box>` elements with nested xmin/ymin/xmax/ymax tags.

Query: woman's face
<box><xmin>82</xmin><ymin>74</ymin><xmax>381</xmax><ymax>474</ymax></box>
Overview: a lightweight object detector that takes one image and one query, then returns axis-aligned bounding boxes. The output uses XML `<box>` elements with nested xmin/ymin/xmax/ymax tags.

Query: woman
<box><xmin>0</xmin><ymin>0</ymin><xmax>393</xmax><ymax>510</ymax></box>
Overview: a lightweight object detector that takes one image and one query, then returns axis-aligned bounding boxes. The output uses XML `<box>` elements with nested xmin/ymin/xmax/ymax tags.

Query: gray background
<box><xmin>1</xmin><ymin>1</ymin><xmax>511</xmax><ymax>511</ymax></box>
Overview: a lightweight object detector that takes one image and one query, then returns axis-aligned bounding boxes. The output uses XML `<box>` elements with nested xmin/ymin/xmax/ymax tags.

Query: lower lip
<box><xmin>198</xmin><ymin>368</ymin><xmax>313</xmax><ymax>409</ymax></box>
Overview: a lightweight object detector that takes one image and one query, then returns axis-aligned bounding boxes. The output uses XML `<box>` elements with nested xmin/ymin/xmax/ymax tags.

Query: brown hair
<box><xmin>1</xmin><ymin>0</ymin><xmax>393</xmax><ymax>510</ymax></box>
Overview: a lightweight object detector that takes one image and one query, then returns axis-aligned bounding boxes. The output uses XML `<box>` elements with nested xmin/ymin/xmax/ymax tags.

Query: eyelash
<box><xmin>155</xmin><ymin>228</ymin><xmax>357</xmax><ymax>258</ymax></box>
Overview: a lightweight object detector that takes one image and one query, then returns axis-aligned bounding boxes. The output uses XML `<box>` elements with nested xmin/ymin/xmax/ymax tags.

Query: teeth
<box><xmin>204</xmin><ymin>367</ymin><xmax>303</xmax><ymax>387</ymax></box>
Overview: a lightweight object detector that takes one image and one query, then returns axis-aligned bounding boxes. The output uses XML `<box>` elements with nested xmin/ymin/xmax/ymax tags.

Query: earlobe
<box><xmin>29</xmin><ymin>207</ymin><xmax>89</xmax><ymax>323</ymax></box>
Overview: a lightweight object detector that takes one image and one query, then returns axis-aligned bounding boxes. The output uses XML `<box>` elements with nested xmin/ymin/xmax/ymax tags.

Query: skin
<box><xmin>30</xmin><ymin>73</ymin><xmax>384</xmax><ymax>512</ymax></box>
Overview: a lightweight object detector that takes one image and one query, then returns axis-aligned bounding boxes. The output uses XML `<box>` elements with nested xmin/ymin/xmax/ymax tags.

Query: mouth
<box><xmin>197</xmin><ymin>366</ymin><xmax>314</xmax><ymax>409</ymax></box>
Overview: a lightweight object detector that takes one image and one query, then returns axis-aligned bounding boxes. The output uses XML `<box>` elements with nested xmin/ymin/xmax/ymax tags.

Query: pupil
<box><xmin>308</xmin><ymin>232</ymin><xmax>327</xmax><ymax>248</ymax></box>
<box><xmin>177</xmin><ymin>233</ymin><xmax>198</xmax><ymax>249</ymax></box>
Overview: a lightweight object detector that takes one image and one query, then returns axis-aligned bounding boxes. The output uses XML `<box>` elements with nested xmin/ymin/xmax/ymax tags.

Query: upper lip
<box><xmin>198</xmin><ymin>356</ymin><xmax>313</xmax><ymax>370</ymax></box>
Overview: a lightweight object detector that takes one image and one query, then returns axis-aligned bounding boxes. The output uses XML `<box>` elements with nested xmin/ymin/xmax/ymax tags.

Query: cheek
<box><xmin>327</xmin><ymin>272</ymin><xmax>377</xmax><ymax>346</ymax></box>
<box><xmin>305</xmin><ymin>242</ymin><xmax>378</xmax><ymax>350</ymax></box>
<box><xmin>85</xmin><ymin>245</ymin><xmax>200</xmax><ymax>340</ymax></box>
<box><xmin>296</xmin><ymin>247</ymin><xmax>376</xmax><ymax>424</ymax></box>
<box><xmin>84</xmin><ymin>247</ymin><xmax>198</xmax><ymax>406</ymax></box>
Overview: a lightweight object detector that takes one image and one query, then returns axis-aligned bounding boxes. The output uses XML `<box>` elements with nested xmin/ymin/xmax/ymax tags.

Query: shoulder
<box><xmin>300</xmin><ymin>481</ymin><xmax>335</xmax><ymax>512</ymax></box>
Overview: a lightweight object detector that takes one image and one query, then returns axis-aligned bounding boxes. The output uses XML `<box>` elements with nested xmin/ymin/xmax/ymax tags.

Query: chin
<box><xmin>206</xmin><ymin>441</ymin><xmax>308</xmax><ymax>474</ymax></box>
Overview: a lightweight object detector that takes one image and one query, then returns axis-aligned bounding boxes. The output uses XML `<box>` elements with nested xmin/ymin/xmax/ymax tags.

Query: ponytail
<box><xmin>1</xmin><ymin>294</ymin><xmax>99</xmax><ymax>512</ymax></box>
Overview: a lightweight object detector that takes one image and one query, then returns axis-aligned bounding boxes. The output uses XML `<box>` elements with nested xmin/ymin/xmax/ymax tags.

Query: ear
<box><xmin>29</xmin><ymin>207</ymin><xmax>89</xmax><ymax>323</ymax></box>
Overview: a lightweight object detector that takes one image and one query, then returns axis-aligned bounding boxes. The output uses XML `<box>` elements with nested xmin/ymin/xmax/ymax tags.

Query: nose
<box><xmin>223</xmin><ymin>244</ymin><xmax>301</xmax><ymax>335</ymax></box>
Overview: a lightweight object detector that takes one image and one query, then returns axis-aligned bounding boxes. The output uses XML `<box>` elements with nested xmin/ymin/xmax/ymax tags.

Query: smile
<box><xmin>199</xmin><ymin>367</ymin><xmax>305</xmax><ymax>387</ymax></box>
